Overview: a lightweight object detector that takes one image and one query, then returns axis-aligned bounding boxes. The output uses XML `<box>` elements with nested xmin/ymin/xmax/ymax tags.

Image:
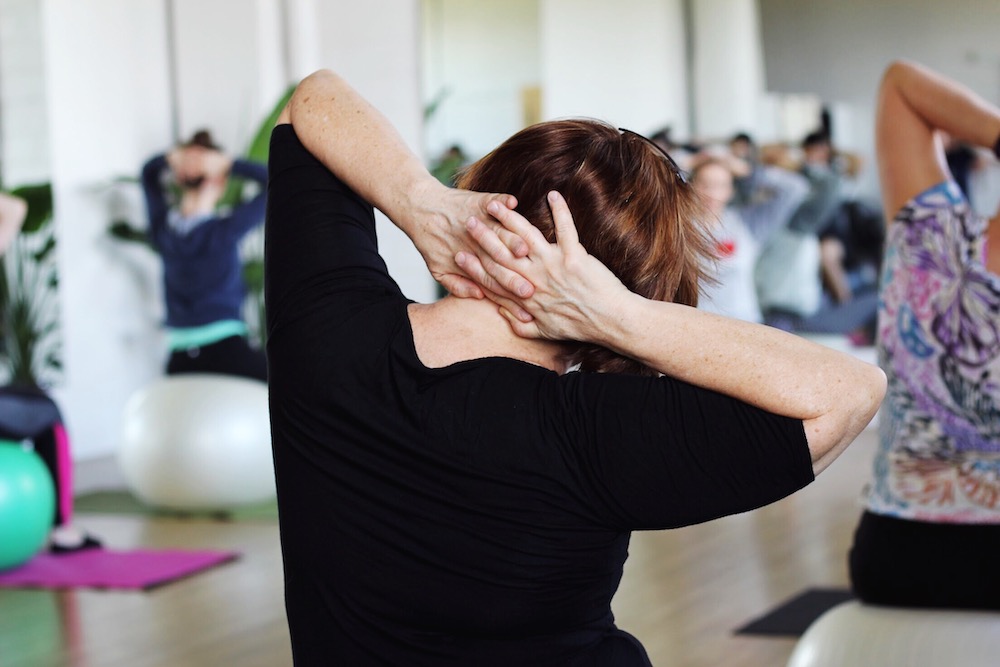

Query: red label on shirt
<box><xmin>716</xmin><ymin>240</ymin><xmax>736</xmax><ymax>258</ymax></box>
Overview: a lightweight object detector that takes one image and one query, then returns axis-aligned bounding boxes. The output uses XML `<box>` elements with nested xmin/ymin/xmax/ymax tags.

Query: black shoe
<box><xmin>49</xmin><ymin>534</ymin><xmax>103</xmax><ymax>555</ymax></box>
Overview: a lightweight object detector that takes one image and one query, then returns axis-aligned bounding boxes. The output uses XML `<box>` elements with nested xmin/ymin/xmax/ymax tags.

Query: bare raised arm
<box><xmin>0</xmin><ymin>193</ymin><xmax>27</xmax><ymax>256</ymax></box>
<box><xmin>877</xmin><ymin>60</ymin><xmax>1000</xmax><ymax>222</ymax></box>
<box><xmin>278</xmin><ymin>69</ymin><xmax>531</xmax><ymax>299</ymax></box>
<box><xmin>466</xmin><ymin>192</ymin><xmax>886</xmax><ymax>476</ymax></box>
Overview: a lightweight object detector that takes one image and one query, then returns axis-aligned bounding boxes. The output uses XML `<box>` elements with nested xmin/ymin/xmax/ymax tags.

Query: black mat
<box><xmin>735</xmin><ymin>588</ymin><xmax>855</xmax><ymax>637</ymax></box>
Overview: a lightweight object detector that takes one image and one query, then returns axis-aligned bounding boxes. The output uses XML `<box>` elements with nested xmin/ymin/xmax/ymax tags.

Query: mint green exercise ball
<box><xmin>0</xmin><ymin>442</ymin><xmax>55</xmax><ymax>571</ymax></box>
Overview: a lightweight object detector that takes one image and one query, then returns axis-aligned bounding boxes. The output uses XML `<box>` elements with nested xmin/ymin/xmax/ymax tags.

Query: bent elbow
<box><xmin>288</xmin><ymin>69</ymin><xmax>340</xmax><ymax>111</ymax></box>
<box><xmin>299</xmin><ymin>68</ymin><xmax>338</xmax><ymax>87</ymax></box>
<box><xmin>880</xmin><ymin>59</ymin><xmax>920</xmax><ymax>97</ymax></box>
<box><xmin>841</xmin><ymin>361</ymin><xmax>886</xmax><ymax>441</ymax></box>
<box><xmin>851</xmin><ymin>362</ymin><xmax>886</xmax><ymax>423</ymax></box>
<box><xmin>808</xmin><ymin>362</ymin><xmax>886</xmax><ymax>475</ymax></box>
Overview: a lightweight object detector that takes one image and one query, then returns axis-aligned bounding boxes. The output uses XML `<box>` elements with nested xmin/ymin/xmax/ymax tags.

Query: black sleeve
<box><xmin>264</xmin><ymin>124</ymin><xmax>402</xmax><ymax>338</ymax></box>
<box><xmin>549</xmin><ymin>371</ymin><xmax>814</xmax><ymax>531</ymax></box>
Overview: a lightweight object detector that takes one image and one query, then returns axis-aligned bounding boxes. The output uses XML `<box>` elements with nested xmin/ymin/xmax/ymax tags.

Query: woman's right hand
<box><xmin>405</xmin><ymin>182</ymin><xmax>531</xmax><ymax>300</ymax></box>
<box><xmin>459</xmin><ymin>190</ymin><xmax>632</xmax><ymax>344</ymax></box>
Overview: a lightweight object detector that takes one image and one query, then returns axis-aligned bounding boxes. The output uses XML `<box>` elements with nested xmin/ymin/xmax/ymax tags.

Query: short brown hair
<box><xmin>184</xmin><ymin>129</ymin><xmax>220</xmax><ymax>151</ymax></box>
<box><xmin>456</xmin><ymin>119</ymin><xmax>715</xmax><ymax>376</ymax></box>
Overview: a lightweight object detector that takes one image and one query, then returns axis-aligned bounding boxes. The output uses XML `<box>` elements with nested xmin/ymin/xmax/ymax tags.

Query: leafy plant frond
<box><xmin>9</xmin><ymin>183</ymin><xmax>53</xmax><ymax>233</ymax></box>
<box><xmin>0</xmin><ymin>184</ymin><xmax>61</xmax><ymax>387</ymax></box>
<box><xmin>108</xmin><ymin>220</ymin><xmax>153</xmax><ymax>248</ymax></box>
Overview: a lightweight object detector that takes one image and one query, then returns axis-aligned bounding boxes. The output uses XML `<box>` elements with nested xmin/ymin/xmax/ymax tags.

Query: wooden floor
<box><xmin>0</xmin><ymin>428</ymin><xmax>878</xmax><ymax>667</ymax></box>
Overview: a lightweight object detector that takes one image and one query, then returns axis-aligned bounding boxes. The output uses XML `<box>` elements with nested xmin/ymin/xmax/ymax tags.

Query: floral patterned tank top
<box><xmin>866</xmin><ymin>181</ymin><xmax>1000</xmax><ymax>523</ymax></box>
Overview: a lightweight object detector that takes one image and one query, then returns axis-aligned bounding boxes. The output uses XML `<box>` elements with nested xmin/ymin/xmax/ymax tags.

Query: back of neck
<box><xmin>408</xmin><ymin>297</ymin><xmax>568</xmax><ymax>373</ymax></box>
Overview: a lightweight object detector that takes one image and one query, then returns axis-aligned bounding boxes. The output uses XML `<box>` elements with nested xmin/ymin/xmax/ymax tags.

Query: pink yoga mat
<box><xmin>0</xmin><ymin>548</ymin><xmax>239</xmax><ymax>591</ymax></box>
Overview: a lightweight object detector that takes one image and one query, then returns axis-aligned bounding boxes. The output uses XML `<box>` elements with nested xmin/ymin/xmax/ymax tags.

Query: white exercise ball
<box><xmin>787</xmin><ymin>601</ymin><xmax>1000</xmax><ymax>667</ymax></box>
<box><xmin>119</xmin><ymin>374</ymin><xmax>275</xmax><ymax>511</ymax></box>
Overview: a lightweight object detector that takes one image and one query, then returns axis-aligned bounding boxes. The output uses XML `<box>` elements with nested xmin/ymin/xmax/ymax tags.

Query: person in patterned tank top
<box><xmin>849</xmin><ymin>59</ymin><xmax>1000</xmax><ymax>609</ymax></box>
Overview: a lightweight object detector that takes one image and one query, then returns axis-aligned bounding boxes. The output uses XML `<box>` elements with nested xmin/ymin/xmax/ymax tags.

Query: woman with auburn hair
<box><xmin>265</xmin><ymin>69</ymin><xmax>886</xmax><ymax>666</ymax></box>
<box><xmin>454</xmin><ymin>120</ymin><xmax>710</xmax><ymax>375</ymax></box>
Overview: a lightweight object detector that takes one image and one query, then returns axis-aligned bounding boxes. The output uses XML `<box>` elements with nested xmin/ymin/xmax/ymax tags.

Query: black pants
<box><xmin>166</xmin><ymin>335</ymin><xmax>267</xmax><ymax>382</ymax></box>
<box><xmin>0</xmin><ymin>384</ymin><xmax>71</xmax><ymax>527</ymax></box>
<box><xmin>849</xmin><ymin>510</ymin><xmax>1000</xmax><ymax>610</ymax></box>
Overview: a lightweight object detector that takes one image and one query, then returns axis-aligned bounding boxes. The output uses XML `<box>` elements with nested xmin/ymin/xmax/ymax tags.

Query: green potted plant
<box><xmin>0</xmin><ymin>182</ymin><xmax>60</xmax><ymax>387</ymax></box>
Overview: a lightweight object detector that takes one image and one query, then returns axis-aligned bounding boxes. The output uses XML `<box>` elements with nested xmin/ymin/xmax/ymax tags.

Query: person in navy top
<box><xmin>141</xmin><ymin>130</ymin><xmax>267</xmax><ymax>381</ymax></box>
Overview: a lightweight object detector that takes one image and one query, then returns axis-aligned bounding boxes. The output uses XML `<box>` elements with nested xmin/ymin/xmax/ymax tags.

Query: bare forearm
<box><xmin>886</xmin><ymin>60</ymin><xmax>1000</xmax><ymax>150</ymax></box>
<box><xmin>598</xmin><ymin>295</ymin><xmax>885</xmax><ymax>470</ymax></box>
<box><xmin>287</xmin><ymin>69</ymin><xmax>444</xmax><ymax>233</ymax></box>
<box><xmin>283</xmin><ymin>70</ymin><xmax>524</xmax><ymax>299</ymax></box>
<box><xmin>603</xmin><ymin>297</ymin><xmax>846</xmax><ymax>413</ymax></box>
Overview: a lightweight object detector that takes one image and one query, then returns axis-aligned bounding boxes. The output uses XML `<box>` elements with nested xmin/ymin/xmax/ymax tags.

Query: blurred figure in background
<box><xmin>690</xmin><ymin>151</ymin><xmax>809</xmax><ymax>323</ymax></box>
<box><xmin>757</xmin><ymin>131</ymin><xmax>882</xmax><ymax>341</ymax></box>
<box><xmin>430</xmin><ymin>143</ymin><xmax>468</xmax><ymax>187</ymax></box>
<box><xmin>728</xmin><ymin>131</ymin><xmax>761</xmax><ymax>207</ymax></box>
<box><xmin>848</xmin><ymin>60</ymin><xmax>1000</xmax><ymax>609</ymax></box>
<box><xmin>649</xmin><ymin>126</ymin><xmax>700</xmax><ymax>172</ymax></box>
<box><xmin>141</xmin><ymin>130</ymin><xmax>268</xmax><ymax>382</ymax></box>
<box><xmin>0</xmin><ymin>193</ymin><xmax>100</xmax><ymax>553</ymax></box>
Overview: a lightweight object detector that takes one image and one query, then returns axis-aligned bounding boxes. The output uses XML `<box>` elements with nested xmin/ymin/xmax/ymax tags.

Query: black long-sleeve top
<box><xmin>264</xmin><ymin>123</ymin><xmax>813</xmax><ymax>666</ymax></box>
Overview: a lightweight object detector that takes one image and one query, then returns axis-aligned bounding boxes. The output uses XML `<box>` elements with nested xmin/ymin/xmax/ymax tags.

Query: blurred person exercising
<box><xmin>141</xmin><ymin>130</ymin><xmax>267</xmax><ymax>381</ymax></box>
<box><xmin>0</xmin><ymin>193</ymin><xmax>99</xmax><ymax>553</ymax></box>
<box><xmin>849</xmin><ymin>60</ymin><xmax>1000</xmax><ymax>610</ymax></box>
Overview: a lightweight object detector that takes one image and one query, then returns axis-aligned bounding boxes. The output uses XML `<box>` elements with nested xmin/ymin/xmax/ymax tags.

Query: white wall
<box><xmin>172</xmin><ymin>0</ymin><xmax>287</xmax><ymax>151</ymax></box>
<box><xmin>421</xmin><ymin>0</ymin><xmax>540</xmax><ymax>159</ymax></box>
<box><xmin>313</xmin><ymin>0</ymin><xmax>434</xmax><ymax>303</ymax></box>
<box><xmin>0</xmin><ymin>0</ymin><xmax>51</xmax><ymax>185</ymax></box>
<box><xmin>759</xmin><ymin>0</ymin><xmax>1000</xmax><ymax>198</ymax></box>
<box><xmin>42</xmin><ymin>0</ymin><xmax>173</xmax><ymax>460</ymax></box>
<box><xmin>540</xmin><ymin>0</ymin><xmax>689</xmax><ymax>138</ymax></box>
<box><xmin>690</xmin><ymin>0</ymin><xmax>767</xmax><ymax>141</ymax></box>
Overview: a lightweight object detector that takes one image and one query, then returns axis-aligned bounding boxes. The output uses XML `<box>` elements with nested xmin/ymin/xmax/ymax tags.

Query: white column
<box><xmin>283</xmin><ymin>0</ymin><xmax>322</xmax><ymax>80</ymax></box>
<box><xmin>0</xmin><ymin>0</ymin><xmax>51</xmax><ymax>185</ymax></box>
<box><xmin>420</xmin><ymin>0</ymin><xmax>541</xmax><ymax>160</ymax></box>
<box><xmin>689</xmin><ymin>0</ymin><xmax>766</xmax><ymax>141</ymax></box>
<box><xmin>42</xmin><ymin>0</ymin><xmax>173</xmax><ymax>459</ymax></box>
<box><xmin>540</xmin><ymin>0</ymin><xmax>689</xmax><ymax>138</ymax></box>
<box><xmin>254</xmin><ymin>0</ymin><xmax>289</xmax><ymax>107</ymax></box>
<box><xmin>171</xmin><ymin>0</ymin><xmax>285</xmax><ymax>152</ymax></box>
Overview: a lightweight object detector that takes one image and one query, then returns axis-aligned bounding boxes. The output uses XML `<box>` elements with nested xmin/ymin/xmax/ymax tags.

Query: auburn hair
<box><xmin>456</xmin><ymin>119</ymin><xmax>716</xmax><ymax>376</ymax></box>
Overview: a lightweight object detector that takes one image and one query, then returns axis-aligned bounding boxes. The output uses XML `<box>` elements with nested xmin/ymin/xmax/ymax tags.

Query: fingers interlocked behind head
<box><xmin>456</xmin><ymin>119</ymin><xmax>715</xmax><ymax>375</ymax></box>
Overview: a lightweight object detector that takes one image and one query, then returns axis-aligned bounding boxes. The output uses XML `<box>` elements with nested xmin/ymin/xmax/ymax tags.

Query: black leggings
<box><xmin>166</xmin><ymin>335</ymin><xmax>267</xmax><ymax>382</ymax></box>
<box><xmin>0</xmin><ymin>385</ymin><xmax>73</xmax><ymax>527</ymax></box>
<box><xmin>849</xmin><ymin>510</ymin><xmax>1000</xmax><ymax>610</ymax></box>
